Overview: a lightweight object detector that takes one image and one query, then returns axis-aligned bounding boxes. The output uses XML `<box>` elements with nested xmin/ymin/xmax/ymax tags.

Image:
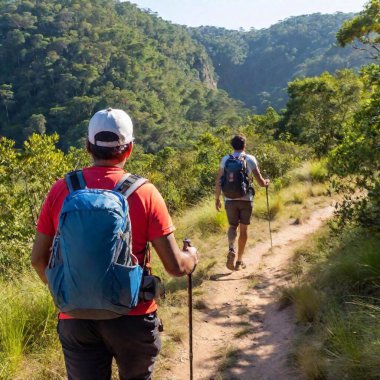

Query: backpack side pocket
<box><xmin>46</xmin><ymin>263</ymin><xmax>66</xmax><ymax>309</ymax></box>
<box><xmin>103</xmin><ymin>263</ymin><xmax>143</xmax><ymax>309</ymax></box>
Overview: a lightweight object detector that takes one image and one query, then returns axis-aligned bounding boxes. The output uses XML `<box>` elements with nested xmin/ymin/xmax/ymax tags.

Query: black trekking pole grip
<box><xmin>183</xmin><ymin>238</ymin><xmax>193</xmax><ymax>380</ymax></box>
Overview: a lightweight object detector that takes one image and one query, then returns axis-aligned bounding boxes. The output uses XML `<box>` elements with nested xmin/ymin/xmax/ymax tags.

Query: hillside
<box><xmin>0</xmin><ymin>3</ymin><xmax>371</xmax><ymax>149</ymax></box>
<box><xmin>0</xmin><ymin>0</ymin><xmax>247</xmax><ymax>151</ymax></box>
<box><xmin>190</xmin><ymin>13</ymin><xmax>369</xmax><ymax>112</ymax></box>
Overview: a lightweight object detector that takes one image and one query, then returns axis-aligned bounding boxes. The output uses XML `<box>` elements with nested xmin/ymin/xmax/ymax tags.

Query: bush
<box><xmin>253</xmin><ymin>141</ymin><xmax>304</xmax><ymax>180</ymax></box>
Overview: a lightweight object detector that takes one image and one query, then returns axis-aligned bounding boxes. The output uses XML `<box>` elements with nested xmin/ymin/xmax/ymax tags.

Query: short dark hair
<box><xmin>87</xmin><ymin>131</ymin><xmax>130</xmax><ymax>160</ymax></box>
<box><xmin>230</xmin><ymin>135</ymin><xmax>246</xmax><ymax>150</ymax></box>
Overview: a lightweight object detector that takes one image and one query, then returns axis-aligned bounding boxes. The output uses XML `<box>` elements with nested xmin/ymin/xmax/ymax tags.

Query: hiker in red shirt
<box><xmin>31</xmin><ymin>108</ymin><xmax>199</xmax><ymax>380</ymax></box>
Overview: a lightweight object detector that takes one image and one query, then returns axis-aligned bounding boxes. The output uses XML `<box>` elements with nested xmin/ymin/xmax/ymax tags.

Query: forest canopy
<box><xmin>191</xmin><ymin>13</ymin><xmax>370</xmax><ymax>112</ymax></box>
<box><xmin>0</xmin><ymin>0</ymin><xmax>247</xmax><ymax>151</ymax></box>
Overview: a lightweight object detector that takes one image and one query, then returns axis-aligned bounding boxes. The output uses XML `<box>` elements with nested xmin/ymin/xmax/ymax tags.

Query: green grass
<box><xmin>254</xmin><ymin>191</ymin><xmax>283</xmax><ymax>221</ymax></box>
<box><xmin>0</xmin><ymin>273</ymin><xmax>60</xmax><ymax>379</ymax></box>
<box><xmin>280</xmin><ymin>285</ymin><xmax>324</xmax><ymax>323</ymax></box>
<box><xmin>291</xmin><ymin>160</ymin><xmax>328</xmax><ymax>184</ymax></box>
<box><xmin>174</xmin><ymin>198</ymin><xmax>228</xmax><ymax>239</ymax></box>
<box><xmin>294</xmin><ymin>339</ymin><xmax>326</xmax><ymax>380</ymax></box>
<box><xmin>309</xmin><ymin>160</ymin><xmax>328</xmax><ymax>183</ymax></box>
<box><xmin>287</xmin><ymin>228</ymin><xmax>380</xmax><ymax>379</ymax></box>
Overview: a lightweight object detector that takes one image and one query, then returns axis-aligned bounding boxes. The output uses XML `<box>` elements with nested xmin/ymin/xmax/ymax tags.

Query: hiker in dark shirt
<box><xmin>215</xmin><ymin>134</ymin><xmax>269</xmax><ymax>271</ymax></box>
<box><xmin>31</xmin><ymin>108</ymin><xmax>199</xmax><ymax>380</ymax></box>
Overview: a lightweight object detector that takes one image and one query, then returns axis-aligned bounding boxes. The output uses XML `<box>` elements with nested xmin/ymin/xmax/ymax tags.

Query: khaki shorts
<box><xmin>225</xmin><ymin>200</ymin><xmax>253</xmax><ymax>226</ymax></box>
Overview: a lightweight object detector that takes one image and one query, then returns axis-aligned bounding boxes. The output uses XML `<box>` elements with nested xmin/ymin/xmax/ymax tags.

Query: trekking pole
<box><xmin>183</xmin><ymin>238</ymin><xmax>193</xmax><ymax>380</ymax></box>
<box><xmin>265</xmin><ymin>183</ymin><xmax>273</xmax><ymax>253</ymax></box>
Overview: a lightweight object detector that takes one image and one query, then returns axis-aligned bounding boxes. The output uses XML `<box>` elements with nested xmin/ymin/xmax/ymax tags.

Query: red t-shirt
<box><xmin>37</xmin><ymin>166</ymin><xmax>175</xmax><ymax>318</ymax></box>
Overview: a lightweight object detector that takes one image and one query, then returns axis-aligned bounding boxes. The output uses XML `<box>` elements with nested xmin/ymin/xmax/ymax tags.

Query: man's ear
<box><xmin>123</xmin><ymin>142</ymin><xmax>133</xmax><ymax>160</ymax></box>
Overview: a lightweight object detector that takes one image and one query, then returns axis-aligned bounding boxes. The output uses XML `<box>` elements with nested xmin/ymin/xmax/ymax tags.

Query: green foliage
<box><xmin>0</xmin><ymin>0</ymin><xmax>246</xmax><ymax>151</ymax></box>
<box><xmin>309</xmin><ymin>160</ymin><xmax>329</xmax><ymax>183</ymax></box>
<box><xmin>0</xmin><ymin>134</ymin><xmax>88</xmax><ymax>275</ymax></box>
<box><xmin>329</xmin><ymin>64</ymin><xmax>380</xmax><ymax>229</ymax></box>
<box><xmin>281</xmin><ymin>70</ymin><xmax>363</xmax><ymax>156</ymax></box>
<box><xmin>253</xmin><ymin>141</ymin><xmax>305</xmax><ymax>179</ymax></box>
<box><xmin>337</xmin><ymin>0</ymin><xmax>380</xmax><ymax>59</ymax></box>
<box><xmin>254</xmin><ymin>191</ymin><xmax>283</xmax><ymax>221</ymax></box>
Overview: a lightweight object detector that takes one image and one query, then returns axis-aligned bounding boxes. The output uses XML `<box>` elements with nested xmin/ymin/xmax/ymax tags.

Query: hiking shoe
<box><xmin>235</xmin><ymin>261</ymin><xmax>246</xmax><ymax>271</ymax></box>
<box><xmin>226</xmin><ymin>249</ymin><xmax>236</xmax><ymax>271</ymax></box>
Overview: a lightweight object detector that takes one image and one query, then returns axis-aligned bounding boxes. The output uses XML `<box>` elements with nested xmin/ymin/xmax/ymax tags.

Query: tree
<box><xmin>329</xmin><ymin>64</ymin><xmax>380</xmax><ymax>229</ymax></box>
<box><xmin>24</xmin><ymin>114</ymin><xmax>46</xmax><ymax>137</ymax></box>
<box><xmin>0</xmin><ymin>0</ymin><xmax>245</xmax><ymax>151</ymax></box>
<box><xmin>0</xmin><ymin>84</ymin><xmax>14</xmax><ymax>123</ymax></box>
<box><xmin>281</xmin><ymin>70</ymin><xmax>363</xmax><ymax>156</ymax></box>
<box><xmin>337</xmin><ymin>0</ymin><xmax>380</xmax><ymax>59</ymax></box>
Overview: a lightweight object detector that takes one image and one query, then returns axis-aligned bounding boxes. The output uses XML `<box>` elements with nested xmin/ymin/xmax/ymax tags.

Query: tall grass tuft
<box><xmin>283</xmin><ymin>183</ymin><xmax>310</xmax><ymax>205</ymax></box>
<box><xmin>0</xmin><ymin>273</ymin><xmax>57</xmax><ymax>378</ymax></box>
<box><xmin>319</xmin><ymin>235</ymin><xmax>380</xmax><ymax>294</ymax></box>
<box><xmin>320</xmin><ymin>303</ymin><xmax>380</xmax><ymax>379</ymax></box>
<box><xmin>295</xmin><ymin>340</ymin><xmax>326</xmax><ymax>380</ymax></box>
<box><xmin>281</xmin><ymin>285</ymin><xmax>323</xmax><ymax>323</ymax></box>
<box><xmin>291</xmin><ymin>160</ymin><xmax>328</xmax><ymax>183</ymax></box>
<box><xmin>290</xmin><ymin>228</ymin><xmax>380</xmax><ymax>380</ymax></box>
<box><xmin>254</xmin><ymin>192</ymin><xmax>283</xmax><ymax>221</ymax></box>
<box><xmin>309</xmin><ymin>160</ymin><xmax>328</xmax><ymax>183</ymax></box>
<box><xmin>175</xmin><ymin>198</ymin><xmax>228</xmax><ymax>238</ymax></box>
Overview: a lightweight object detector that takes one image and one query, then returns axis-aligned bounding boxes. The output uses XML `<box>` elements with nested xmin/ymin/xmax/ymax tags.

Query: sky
<box><xmin>129</xmin><ymin>0</ymin><xmax>367</xmax><ymax>30</ymax></box>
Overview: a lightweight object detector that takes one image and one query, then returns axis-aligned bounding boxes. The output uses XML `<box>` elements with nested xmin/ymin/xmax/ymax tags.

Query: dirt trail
<box><xmin>163</xmin><ymin>205</ymin><xmax>335</xmax><ymax>380</ymax></box>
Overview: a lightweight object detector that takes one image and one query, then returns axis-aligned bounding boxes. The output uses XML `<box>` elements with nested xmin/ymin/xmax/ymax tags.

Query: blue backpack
<box><xmin>45</xmin><ymin>170</ymin><xmax>148</xmax><ymax>319</ymax></box>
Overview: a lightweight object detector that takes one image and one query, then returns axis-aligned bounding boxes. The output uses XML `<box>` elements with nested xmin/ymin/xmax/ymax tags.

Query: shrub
<box><xmin>309</xmin><ymin>160</ymin><xmax>328</xmax><ymax>183</ymax></box>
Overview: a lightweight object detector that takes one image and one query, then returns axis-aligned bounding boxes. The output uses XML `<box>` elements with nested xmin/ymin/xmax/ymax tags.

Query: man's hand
<box><xmin>264</xmin><ymin>179</ymin><xmax>270</xmax><ymax>187</ymax></box>
<box><xmin>215</xmin><ymin>198</ymin><xmax>222</xmax><ymax>211</ymax></box>
<box><xmin>184</xmin><ymin>246</ymin><xmax>199</xmax><ymax>274</ymax></box>
<box><xmin>153</xmin><ymin>234</ymin><xmax>200</xmax><ymax>277</ymax></box>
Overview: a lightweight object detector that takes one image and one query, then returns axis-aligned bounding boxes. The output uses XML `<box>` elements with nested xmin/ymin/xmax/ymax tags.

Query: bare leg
<box><xmin>237</xmin><ymin>224</ymin><xmax>248</xmax><ymax>262</ymax></box>
<box><xmin>227</xmin><ymin>225</ymin><xmax>238</xmax><ymax>251</ymax></box>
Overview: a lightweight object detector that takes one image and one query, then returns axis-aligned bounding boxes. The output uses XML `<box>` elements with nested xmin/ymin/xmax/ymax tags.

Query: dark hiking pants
<box><xmin>57</xmin><ymin>313</ymin><xmax>161</xmax><ymax>380</ymax></box>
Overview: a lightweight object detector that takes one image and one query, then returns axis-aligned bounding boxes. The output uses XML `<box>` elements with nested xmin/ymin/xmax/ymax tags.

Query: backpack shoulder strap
<box><xmin>65</xmin><ymin>170</ymin><xmax>86</xmax><ymax>193</ymax></box>
<box><xmin>114</xmin><ymin>174</ymin><xmax>148</xmax><ymax>199</ymax></box>
<box><xmin>238</xmin><ymin>153</ymin><xmax>248</xmax><ymax>172</ymax></box>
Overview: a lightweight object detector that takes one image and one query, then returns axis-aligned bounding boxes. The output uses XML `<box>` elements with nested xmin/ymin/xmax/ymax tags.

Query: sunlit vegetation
<box><xmin>0</xmin><ymin>0</ymin><xmax>378</xmax><ymax>378</ymax></box>
<box><xmin>0</xmin><ymin>0</ymin><xmax>246</xmax><ymax>151</ymax></box>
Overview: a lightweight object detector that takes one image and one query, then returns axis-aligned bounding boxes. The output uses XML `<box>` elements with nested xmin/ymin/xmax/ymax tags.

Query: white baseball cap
<box><xmin>88</xmin><ymin>108</ymin><xmax>134</xmax><ymax>147</ymax></box>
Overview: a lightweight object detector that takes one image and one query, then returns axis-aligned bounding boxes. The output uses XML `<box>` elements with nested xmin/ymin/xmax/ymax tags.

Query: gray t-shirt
<box><xmin>220</xmin><ymin>152</ymin><xmax>258</xmax><ymax>201</ymax></box>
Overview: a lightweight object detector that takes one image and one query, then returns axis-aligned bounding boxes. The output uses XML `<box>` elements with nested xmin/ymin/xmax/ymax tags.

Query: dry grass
<box><xmin>234</xmin><ymin>327</ymin><xmax>252</xmax><ymax>338</ymax></box>
<box><xmin>294</xmin><ymin>340</ymin><xmax>325</xmax><ymax>380</ymax></box>
<box><xmin>215</xmin><ymin>345</ymin><xmax>240</xmax><ymax>373</ymax></box>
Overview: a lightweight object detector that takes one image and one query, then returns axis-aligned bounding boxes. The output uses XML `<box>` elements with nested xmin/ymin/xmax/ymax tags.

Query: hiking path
<box><xmin>162</xmin><ymin>204</ymin><xmax>335</xmax><ymax>380</ymax></box>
